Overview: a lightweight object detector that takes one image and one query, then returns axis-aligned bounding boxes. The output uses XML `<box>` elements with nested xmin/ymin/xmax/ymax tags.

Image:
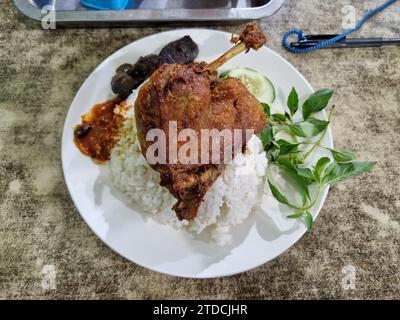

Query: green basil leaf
<box><xmin>302</xmin><ymin>89</ymin><xmax>333</xmax><ymax>119</ymax></box>
<box><xmin>277</xmin><ymin>158</ymin><xmax>296</xmax><ymax>170</ymax></box>
<box><xmin>276</xmin><ymin>139</ymin><xmax>299</xmax><ymax>155</ymax></box>
<box><xmin>267</xmin><ymin>179</ymin><xmax>290</xmax><ymax>205</ymax></box>
<box><xmin>287</xmin><ymin>212</ymin><xmax>304</xmax><ymax>219</ymax></box>
<box><xmin>277</xmin><ymin>162</ymin><xmax>311</xmax><ymax>202</ymax></box>
<box><xmin>296</xmin><ymin>167</ymin><xmax>315</xmax><ymax>182</ymax></box>
<box><xmin>305</xmin><ymin>211</ymin><xmax>314</xmax><ymax>230</ymax></box>
<box><xmin>322</xmin><ymin>161</ymin><xmax>376</xmax><ymax>185</ymax></box>
<box><xmin>259</xmin><ymin>126</ymin><xmax>273</xmax><ymax>150</ymax></box>
<box><xmin>289</xmin><ymin>118</ymin><xmax>330</xmax><ymax>138</ymax></box>
<box><xmin>287</xmin><ymin>87</ymin><xmax>299</xmax><ymax>116</ymax></box>
<box><xmin>267</xmin><ymin>146</ymin><xmax>281</xmax><ymax>162</ymax></box>
<box><xmin>314</xmin><ymin>157</ymin><xmax>332</xmax><ymax>182</ymax></box>
<box><xmin>329</xmin><ymin>149</ymin><xmax>356</xmax><ymax>163</ymax></box>
<box><xmin>277</xmin><ymin>158</ymin><xmax>313</xmax><ymax>181</ymax></box>
<box><xmin>219</xmin><ymin>70</ymin><xmax>230</xmax><ymax>79</ymax></box>
<box><xmin>286</xmin><ymin>153</ymin><xmax>305</xmax><ymax>165</ymax></box>
<box><xmin>261</xmin><ymin>102</ymin><xmax>270</xmax><ymax>117</ymax></box>
<box><xmin>271</xmin><ymin>113</ymin><xmax>287</xmax><ymax>123</ymax></box>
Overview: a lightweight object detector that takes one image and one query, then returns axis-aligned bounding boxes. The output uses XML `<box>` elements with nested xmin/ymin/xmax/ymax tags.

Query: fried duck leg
<box><xmin>135</xmin><ymin>22</ymin><xmax>267</xmax><ymax>221</ymax></box>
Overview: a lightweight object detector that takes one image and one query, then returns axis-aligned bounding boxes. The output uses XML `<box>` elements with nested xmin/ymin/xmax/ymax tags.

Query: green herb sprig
<box><xmin>259</xmin><ymin>88</ymin><xmax>376</xmax><ymax>230</ymax></box>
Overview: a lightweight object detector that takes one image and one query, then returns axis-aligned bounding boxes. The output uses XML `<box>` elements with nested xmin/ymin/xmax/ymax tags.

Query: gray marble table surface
<box><xmin>0</xmin><ymin>0</ymin><xmax>399</xmax><ymax>299</ymax></box>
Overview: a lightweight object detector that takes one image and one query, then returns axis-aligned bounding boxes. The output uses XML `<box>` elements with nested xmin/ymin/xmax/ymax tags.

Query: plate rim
<box><xmin>61</xmin><ymin>28</ymin><xmax>333</xmax><ymax>278</ymax></box>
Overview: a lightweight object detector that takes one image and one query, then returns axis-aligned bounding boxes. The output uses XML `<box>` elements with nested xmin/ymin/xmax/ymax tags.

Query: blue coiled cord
<box><xmin>282</xmin><ymin>0</ymin><xmax>398</xmax><ymax>53</ymax></box>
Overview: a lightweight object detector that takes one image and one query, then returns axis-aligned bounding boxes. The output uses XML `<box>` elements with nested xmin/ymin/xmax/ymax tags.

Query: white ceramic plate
<box><xmin>62</xmin><ymin>29</ymin><xmax>333</xmax><ymax>278</ymax></box>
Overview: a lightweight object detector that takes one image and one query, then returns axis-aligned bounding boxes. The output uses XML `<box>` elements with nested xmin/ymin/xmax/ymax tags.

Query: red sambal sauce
<box><xmin>74</xmin><ymin>96</ymin><xmax>126</xmax><ymax>164</ymax></box>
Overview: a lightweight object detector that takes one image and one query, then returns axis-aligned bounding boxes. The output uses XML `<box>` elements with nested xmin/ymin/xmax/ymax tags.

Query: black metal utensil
<box><xmin>291</xmin><ymin>34</ymin><xmax>400</xmax><ymax>49</ymax></box>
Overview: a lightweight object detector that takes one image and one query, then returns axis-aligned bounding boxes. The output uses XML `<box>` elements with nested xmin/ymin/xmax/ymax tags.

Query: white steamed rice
<box><xmin>109</xmin><ymin>92</ymin><xmax>268</xmax><ymax>245</ymax></box>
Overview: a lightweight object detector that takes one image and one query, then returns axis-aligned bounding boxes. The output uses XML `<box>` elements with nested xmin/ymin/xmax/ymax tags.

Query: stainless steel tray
<box><xmin>13</xmin><ymin>0</ymin><xmax>286</xmax><ymax>26</ymax></box>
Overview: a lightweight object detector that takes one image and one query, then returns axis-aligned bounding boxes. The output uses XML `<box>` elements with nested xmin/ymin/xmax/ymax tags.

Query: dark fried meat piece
<box><xmin>112</xmin><ymin>54</ymin><xmax>162</xmax><ymax>99</ymax></box>
<box><xmin>159</xmin><ymin>36</ymin><xmax>199</xmax><ymax>64</ymax></box>
<box><xmin>135</xmin><ymin>64</ymin><xmax>266</xmax><ymax>220</ymax></box>
<box><xmin>210</xmin><ymin>77</ymin><xmax>266</xmax><ymax>134</ymax></box>
<box><xmin>112</xmin><ymin>36</ymin><xmax>199</xmax><ymax>99</ymax></box>
<box><xmin>129</xmin><ymin>54</ymin><xmax>162</xmax><ymax>81</ymax></box>
<box><xmin>160</xmin><ymin>164</ymin><xmax>223</xmax><ymax>221</ymax></box>
<box><xmin>231</xmin><ymin>22</ymin><xmax>267</xmax><ymax>50</ymax></box>
<box><xmin>134</xmin><ymin>22</ymin><xmax>267</xmax><ymax>221</ymax></box>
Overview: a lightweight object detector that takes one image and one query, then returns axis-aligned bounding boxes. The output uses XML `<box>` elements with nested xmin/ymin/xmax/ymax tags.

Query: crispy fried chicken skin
<box><xmin>135</xmin><ymin>23</ymin><xmax>267</xmax><ymax>220</ymax></box>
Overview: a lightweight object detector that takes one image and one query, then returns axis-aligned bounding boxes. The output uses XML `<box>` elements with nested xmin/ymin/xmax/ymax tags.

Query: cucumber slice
<box><xmin>220</xmin><ymin>67</ymin><xmax>275</xmax><ymax>104</ymax></box>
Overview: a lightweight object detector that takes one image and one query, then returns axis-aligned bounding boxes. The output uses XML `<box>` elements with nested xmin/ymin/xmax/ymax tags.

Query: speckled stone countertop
<box><xmin>0</xmin><ymin>0</ymin><xmax>399</xmax><ymax>299</ymax></box>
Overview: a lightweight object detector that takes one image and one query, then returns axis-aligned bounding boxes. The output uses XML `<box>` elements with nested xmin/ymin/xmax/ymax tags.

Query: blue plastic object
<box><xmin>282</xmin><ymin>0</ymin><xmax>397</xmax><ymax>53</ymax></box>
<box><xmin>80</xmin><ymin>0</ymin><xmax>129</xmax><ymax>10</ymax></box>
